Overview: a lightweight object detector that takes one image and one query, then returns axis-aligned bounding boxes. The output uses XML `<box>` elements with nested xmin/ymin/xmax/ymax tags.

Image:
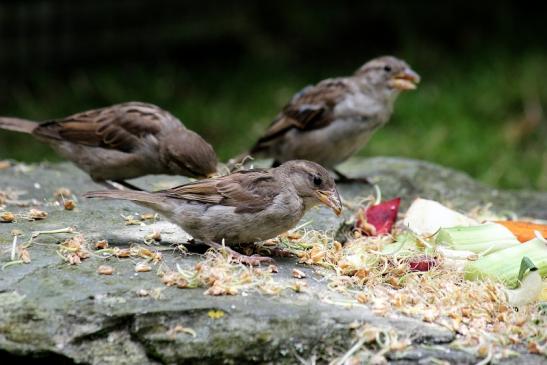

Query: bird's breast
<box><xmin>334</xmin><ymin>93</ymin><xmax>387</xmax><ymax>118</ymax></box>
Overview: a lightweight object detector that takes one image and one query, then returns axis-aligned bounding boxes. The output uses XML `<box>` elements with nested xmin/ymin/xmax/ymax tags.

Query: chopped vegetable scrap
<box><xmin>464</xmin><ymin>238</ymin><xmax>547</xmax><ymax>288</ymax></box>
<box><xmin>355</xmin><ymin>197</ymin><xmax>400</xmax><ymax>236</ymax></box>
<box><xmin>270</xmin><ymin>195</ymin><xmax>547</xmax><ymax>360</ymax></box>
<box><xmin>495</xmin><ymin>220</ymin><xmax>547</xmax><ymax>243</ymax></box>
<box><xmin>504</xmin><ymin>257</ymin><xmax>543</xmax><ymax>307</ymax></box>
<box><xmin>404</xmin><ymin>198</ymin><xmax>478</xmax><ymax>235</ymax></box>
<box><xmin>436</xmin><ymin>223</ymin><xmax>520</xmax><ymax>254</ymax></box>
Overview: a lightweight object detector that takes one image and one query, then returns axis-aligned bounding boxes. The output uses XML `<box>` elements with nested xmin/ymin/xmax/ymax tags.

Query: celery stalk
<box><xmin>436</xmin><ymin>223</ymin><xmax>519</xmax><ymax>254</ymax></box>
<box><xmin>464</xmin><ymin>239</ymin><xmax>547</xmax><ymax>288</ymax></box>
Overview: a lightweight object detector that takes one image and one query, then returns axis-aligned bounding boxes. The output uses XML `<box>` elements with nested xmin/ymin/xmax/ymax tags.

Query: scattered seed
<box><xmin>161</xmin><ymin>272</ymin><xmax>179</xmax><ymax>286</ymax></box>
<box><xmin>176</xmin><ymin>278</ymin><xmax>189</xmax><ymax>288</ymax></box>
<box><xmin>115</xmin><ymin>248</ymin><xmax>131</xmax><ymax>258</ymax></box>
<box><xmin>1</xmin><ymin>211</ymin><xmax>15</xmax><ymax>223</ymax></box>
<box><xmin>292</xmin><ymin>268</ymin><xmax>307</xmax><ymax>279</ymax></box>
<box><xmin>63</xmin><ymin>200</ymin><xmax>76</xmax><ymax>210</ymax></box>
<box><xmin>287</xmin><ymin>232</ymin><xmax>302</xmax><ymax>240</ymax></box>
<box><xmin>97</xmin><ymin>265</ymin><xmax>114</xmax><ymax>275</ymax></box>
<box><xmin>18</xmin><ymin>248</ymin><xmax>31</xmax><ymax>263</ymax></box>
<box><xmin>54</xmin><ymin>187</ymin><xmax>71</xmax><ymax>198</ymax></box>
<box><xmin>144</xmin><ymin>230</ymin><xmax>161</xmax><ymax>243</ymax></box>
<box><xmin>290</xmin><ymin>281</ymin><xmax>308</xmax><ymax>292</ymax></box>
<box><xmin>95</xmin><ymin>240</ymin><xmax>109</xmax><ymax>250</ymax></box>
<box><xmin>135</xmin><ymin>262</ymin><xmax>152</xmax><ymax>273</ymax></box>
<box><xmin>28</xmin><ymin>209</ymin><xmax>47</xmax><ymax>220</ymax></box>
<box><xmin>356</xmin><ymin>292</ymin><xmax>369</xmax><ymax>304</ymax></box>
<box><xmin>140</xmin><ymin>213</ymin><xmax>157</xmax><ymax>220</ymax></box>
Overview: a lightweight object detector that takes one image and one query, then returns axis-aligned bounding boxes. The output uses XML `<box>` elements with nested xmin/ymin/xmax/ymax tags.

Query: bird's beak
<box><xmin>205</xmin><ymin>172</ymin><xmax>220</xmax><ymax>179</ymax></box>
<box><xmin>389</xmin><ymin>68</ymin><xmax>420</xmax><ymax>91</ymax></box>
<box><xmin>316</xmin><ymin>189</ymin><xmax>342</xmax><ymax>216</ymax></box>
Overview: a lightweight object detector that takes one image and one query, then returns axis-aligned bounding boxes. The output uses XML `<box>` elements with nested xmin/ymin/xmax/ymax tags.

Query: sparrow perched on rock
<box><xmin>238</xmin><ymin>56</ymin><xmax>420</xmax><ymax>182</ymax></box>
<box><xmin>84</xmin><ymin>160</ymin><xmax>342</xmax><ymax>265</ymax></box>
<box><xmin>0</xmin><ymin>102</ymin><xmax>218</xmax><ymax>189</ymax></box>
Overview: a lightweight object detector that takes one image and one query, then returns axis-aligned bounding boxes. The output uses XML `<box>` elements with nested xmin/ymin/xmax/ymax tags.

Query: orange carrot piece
<box><xmin>495</xmin><ymin>220</ymin><xmax>547</xmax><ymax>243</ymax></box>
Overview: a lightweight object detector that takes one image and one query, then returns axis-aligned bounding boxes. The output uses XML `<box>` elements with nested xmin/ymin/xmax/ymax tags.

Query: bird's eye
<box><xmin>383</xmin><ymin>65</ymin><xmax>392</xmax><ymax>72</ymax></box>
<box><xmin>313</xmin><ymin>176</ymin><xmax>322</xmax><ymax>186</ymax></box>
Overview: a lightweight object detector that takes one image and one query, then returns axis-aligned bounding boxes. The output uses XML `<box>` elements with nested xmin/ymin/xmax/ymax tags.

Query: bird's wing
<box><xmin>33</xmin><ymin>102</ymin><xmax>167</xmax><ymax>152</ymax></box>
<box><xmin>161</xmin><ymin>169</ymin><xmax>281</xmax><ymax>213</ymax></box>
<box><xmin>250</xmin><ymin>79</ymin><xmax>352</xmax><ymax>151</ymax></box>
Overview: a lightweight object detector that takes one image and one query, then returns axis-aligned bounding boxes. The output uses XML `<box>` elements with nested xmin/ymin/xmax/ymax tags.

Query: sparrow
<box><xmin>84</xmin><ymin>160</ymin><xmax>342</xmax><ymax>265</ymax></box>
<box><xmin>0</xmin><ymin>102</ymin><xmax>218</xmax><ymax>189</ymax></box>
<box><xmin>237</xmin><ymin>56</ymin><xmax>420</xmax><ymax>182</ymax></box>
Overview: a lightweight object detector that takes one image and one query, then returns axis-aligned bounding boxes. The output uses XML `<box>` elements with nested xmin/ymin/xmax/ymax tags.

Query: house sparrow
<box><xmin>237</xmin><ymin>56</ymin><xmax>420</xmax><ymax>182</ymax></box>
<box><xmin>0</xmin><ymin>102</ymin><xmax>218</xmax><ymax>189</ymax></box>
<box><xmin>84</xmin><ymin>160</ymin><xmax>342</xmax><ymax>265</ymax></box>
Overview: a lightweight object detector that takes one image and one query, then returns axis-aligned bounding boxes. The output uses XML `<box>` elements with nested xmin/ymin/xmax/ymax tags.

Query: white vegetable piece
<box><xmin>505</xmin><ymin>270</ymin><xmax>543</xmax><ymax>307</ymax></box>
<box><xmin>403</xmin><ymin>198</ymin><xmax>478</xmax><ymax>236</ymax></box>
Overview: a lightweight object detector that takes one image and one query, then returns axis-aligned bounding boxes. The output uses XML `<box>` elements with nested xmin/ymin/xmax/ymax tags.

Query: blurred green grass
<box><xmin>1</xmin><ymin>52</ymin><xmax>546</xmax><ymax>190</ymax></box>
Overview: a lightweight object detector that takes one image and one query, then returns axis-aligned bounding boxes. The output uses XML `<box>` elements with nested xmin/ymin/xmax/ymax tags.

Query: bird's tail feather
<box><xmin>83</xmin><ymin>190</ymin><xmax>162</xmax><ymax>205</ymax></box>
<box><xmin>0</xmin><ymin>117</ymin><xmax>37</xmax><ymax>134</ymax></box>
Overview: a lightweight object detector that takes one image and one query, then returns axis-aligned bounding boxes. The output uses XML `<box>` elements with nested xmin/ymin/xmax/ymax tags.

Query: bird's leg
<box><xmin>333</xmin><ymin>169</ymin><xmax>371</xmax><ymax>184</ymax></box>
<box><xmin>113</xmin><ymin>180</ymin><xmax>143</xmax><ymax>191</ymax></box>
<box><xmin>96</xmin><ymin>180</ymin><xmax>143</xmax><ymax>191</ymax></box>
<box><xmin>206</xmin><ymin>241</ymin><xmax>275</xmax><ymax>266</ymax></box>
<box><xmin>98</xmin><ymin>181</ymin><xmax>120</xmax><ymax>190</ymax></box>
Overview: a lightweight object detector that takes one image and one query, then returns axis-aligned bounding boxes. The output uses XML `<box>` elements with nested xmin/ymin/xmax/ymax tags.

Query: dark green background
<box><xmin>0</xmin><ymin>1</ymin><xmax>545</xmax><ymax>190</ymax></box>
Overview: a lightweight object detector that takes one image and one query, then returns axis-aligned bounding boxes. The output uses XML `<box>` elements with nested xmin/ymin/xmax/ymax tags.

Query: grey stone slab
<box><xmin>0</xmin><ymin>158</ymin><xmax>545</xmax><ymax>364</ymax></box>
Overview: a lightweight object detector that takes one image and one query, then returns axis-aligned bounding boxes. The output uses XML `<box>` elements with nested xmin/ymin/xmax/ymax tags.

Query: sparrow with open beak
<box><xmin>84</xmin><ymin>160</ymin><xmax>342</xmax><ymax>265</ymax></box>
<box><xmin>0</xmin><ymin>102</ymin><xmax>219</xmax><ymax>189</ymax></box>
<box><xmin>237</xmin><ymin>56</ymin><xmax>419</xmax><ymax>183</ymax></box>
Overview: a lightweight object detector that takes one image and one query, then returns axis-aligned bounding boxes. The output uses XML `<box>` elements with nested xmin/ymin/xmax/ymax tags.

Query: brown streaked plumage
<box><xmin>239</xmin><ymin>56</ymin><xmax>420</xmax><ymax>182</ymax></box>
<box><xmin>0</xmin><ymin>102</ymin><xmax>218</xmax><ymax>189</ymax></box>
<box><xmin>84</xmin><ymin>160</ymin><xmax>342</xmax><ymax>265</ymax></box>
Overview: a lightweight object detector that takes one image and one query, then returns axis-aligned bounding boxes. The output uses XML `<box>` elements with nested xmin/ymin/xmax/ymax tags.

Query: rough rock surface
<box><xmin>0</xmin><ymin>158</ymin><xmax>545</xmax><ymax>364</ymax></box>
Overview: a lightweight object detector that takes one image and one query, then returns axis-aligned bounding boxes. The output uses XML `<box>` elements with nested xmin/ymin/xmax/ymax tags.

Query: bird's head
<box><xmin>278</xmin><ymin>160</ymin><xmax>342</xmax><ymax>216</ymax></box>
<box><xmin>161</xmin><ymin>129</ymin><xmax>219</xmax><ymax>179</ymax></box>
<box><xmin>354</xmin><ymin>56</ymin><xmax>420</xmax><ymax>95</ymax></box>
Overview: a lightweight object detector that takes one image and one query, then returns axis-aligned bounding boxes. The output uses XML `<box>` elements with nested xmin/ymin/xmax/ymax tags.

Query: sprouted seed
<box><xmin>144</xmin><ymin>230</ymin><xmax>162</xmax><ymax>245</ymax></box>
<box><xmin>57</xmin><ymin>234</ymin><xmax>90</xmax><ymax>265</ymax></box>
<box><xmin>158</xmin><ymin>250</ymin><xmax>285</xmax><ymax>296</ymax></box>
